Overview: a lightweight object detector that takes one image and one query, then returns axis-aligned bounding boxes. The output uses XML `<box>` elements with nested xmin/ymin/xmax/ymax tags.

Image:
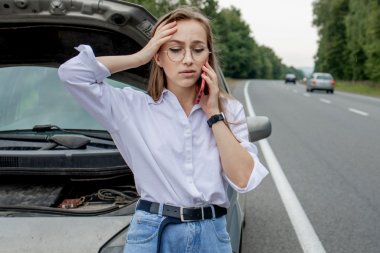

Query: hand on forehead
<box><xmin>164</xmin><ymin>20</ymin><xmax>208</xmax><ymax>47</ymax></box>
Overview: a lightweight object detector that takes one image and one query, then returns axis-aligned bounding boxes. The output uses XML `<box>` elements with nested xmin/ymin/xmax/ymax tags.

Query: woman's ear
<box><xmin>154</xmin><ymin>53</ymin><xmax>163</xmax><ymax>68</ymax></box>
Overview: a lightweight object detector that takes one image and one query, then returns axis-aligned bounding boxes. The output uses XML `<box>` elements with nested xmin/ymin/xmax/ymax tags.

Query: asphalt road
<box><xmin>231</xmin><ymin>80</ymin><xmax>380</xmax><ymax>253</ymax></box>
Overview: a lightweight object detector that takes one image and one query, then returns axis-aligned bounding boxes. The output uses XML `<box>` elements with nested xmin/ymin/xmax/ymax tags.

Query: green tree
<box><xmin>345</xmin><ymin>0</ymin><xmax>368</xmax><ymax>80</ymax></box>
<box><xmin>213</xmin><ymin>7</ymin><xmax>256</xmax><ymax>78</ymax></box>
<box><xmin>364</xmin><ymin>1</ymin><xmax>380</xmax><ymax>81</ymax></box>
<box><xmin>124</xmin><ymin>0</ymin><xmax>173</xmax><ymax>17</ymax></box>
<box><xmin>314</xmin><ymin>0</ymin><xmax>380</xmax><ymax>82</ymax></box>
<box><xmin>313</xmin><ymin>0</ymin><xmax>350</xmax><ymax>79</ymax></box>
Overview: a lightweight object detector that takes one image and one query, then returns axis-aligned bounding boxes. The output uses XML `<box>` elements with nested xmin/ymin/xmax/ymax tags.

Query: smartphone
<box><xmin>194</xmin><ymin>72</ymin><xmax>208</xmax><ymax>104</ymax></box>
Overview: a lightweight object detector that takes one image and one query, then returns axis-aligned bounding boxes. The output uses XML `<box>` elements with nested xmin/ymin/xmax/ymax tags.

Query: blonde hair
<box><xmin>147</xmin><ymin>6</ymin><xmax>230</xmax><ymax>112</ymax></box>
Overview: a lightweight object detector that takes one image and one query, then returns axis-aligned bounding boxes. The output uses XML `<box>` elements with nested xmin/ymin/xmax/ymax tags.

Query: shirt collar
<box><xmin>147</xmin><ymin>88</ymin><xmax>169</xmax><ymax>104</ymax></box>
<box><xmin>147</xmin><ymin>88</ymin><xmax>202</xmax><ymax>113</ymax></box>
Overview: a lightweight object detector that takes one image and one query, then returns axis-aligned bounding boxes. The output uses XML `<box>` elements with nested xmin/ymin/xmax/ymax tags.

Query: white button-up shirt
<box><xmin>58</xmin><ymin>45</ymin><xmax>268</xmax><ymax>208</ymax></box>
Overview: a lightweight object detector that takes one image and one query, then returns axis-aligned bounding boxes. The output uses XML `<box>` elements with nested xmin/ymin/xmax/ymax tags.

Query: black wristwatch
<box><xmin>207</xmin><ymin>113</ymin><xmax>225</xmax><ymax>128</ymax></box>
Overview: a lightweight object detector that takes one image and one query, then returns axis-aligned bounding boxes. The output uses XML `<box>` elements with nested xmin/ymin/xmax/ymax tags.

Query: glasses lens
<box><xmin>166</xmin><ymin>48</ymin><xmax>210</xmax><ymax>62</ymax></box>
<box><xmin>192</xmin><ymin>48</ymin><xmax>209</xmax><ymax>61</ymax></box>
<box><xmin>167</xmin><ymin>48</ymin><xmax>185</xmax><ymax>62</ymax></box>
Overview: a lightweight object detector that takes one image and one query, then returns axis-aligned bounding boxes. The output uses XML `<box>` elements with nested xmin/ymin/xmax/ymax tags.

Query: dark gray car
<box><xmin>285</xmin><ymin>73</ymin><xmax>296</xmax><ymax>84</ymax></box>
<box><xmin>0</xmin><ymin>1</ymin><xmax>271</xmax><ymax>252</ymax></box>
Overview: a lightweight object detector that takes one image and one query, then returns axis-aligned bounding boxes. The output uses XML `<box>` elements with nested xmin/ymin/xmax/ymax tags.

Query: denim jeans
<box><xmin>123</xmin><ymin>210</ymin><xmax>232</xmax><ymax>253</ymax></box>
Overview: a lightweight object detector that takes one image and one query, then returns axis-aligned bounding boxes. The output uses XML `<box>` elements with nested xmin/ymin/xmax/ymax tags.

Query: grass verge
<box><xmin>335</xmin><ymin>81</ymin><xmax>380</xmax><ymax>98</ymax></box>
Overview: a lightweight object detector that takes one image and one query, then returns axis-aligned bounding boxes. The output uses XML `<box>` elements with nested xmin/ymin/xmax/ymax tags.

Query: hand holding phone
<box><xmin>194</xmin><ymin>73</ymin><xmax>206</xmax><ymax>104</ymax></box>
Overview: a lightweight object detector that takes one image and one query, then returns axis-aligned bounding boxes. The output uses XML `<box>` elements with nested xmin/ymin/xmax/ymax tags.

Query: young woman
<box><xmin>58</xmin><ymin>6</ymin><xmax>268</xmax><ymax>253</ymax></box>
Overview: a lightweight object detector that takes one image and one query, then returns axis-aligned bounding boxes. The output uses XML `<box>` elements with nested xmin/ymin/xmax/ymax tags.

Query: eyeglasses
<box><xmin>162</xmin><ymin>47</ymin><xmax>211</xmax><ymax>62</ymax></box>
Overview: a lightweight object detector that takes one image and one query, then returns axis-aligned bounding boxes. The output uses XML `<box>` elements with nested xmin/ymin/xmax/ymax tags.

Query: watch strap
<box><xmin>207</xmin><ymin>113</ymin><xmax>225</xmax><ymax>128</ymax></box>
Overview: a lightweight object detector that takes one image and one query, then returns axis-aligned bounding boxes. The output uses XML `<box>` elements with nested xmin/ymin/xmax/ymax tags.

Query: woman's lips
<box><xmin>179</xmin><ymin>70</ymin><xmax>197</xmax><ymax>77</ymax></box>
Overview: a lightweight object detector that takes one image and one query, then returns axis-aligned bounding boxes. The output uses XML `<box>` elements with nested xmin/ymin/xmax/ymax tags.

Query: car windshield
<box><xmin>0</xmin><ymin>66</ymin><xmax>141</xmax><ymax>131</ymax></box>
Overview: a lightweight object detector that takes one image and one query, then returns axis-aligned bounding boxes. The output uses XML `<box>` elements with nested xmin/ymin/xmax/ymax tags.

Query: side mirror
<box><xmin>246</xmin><ymin>116</ymin><xmax>272</xmax><ymax>142</ymax></box>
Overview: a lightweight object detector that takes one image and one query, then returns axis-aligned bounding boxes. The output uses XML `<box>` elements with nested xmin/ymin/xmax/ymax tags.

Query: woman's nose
<box><xmin>182</xmin><ymin>49</ymin><xmax>193</xmax><ymax>64</ymax></box>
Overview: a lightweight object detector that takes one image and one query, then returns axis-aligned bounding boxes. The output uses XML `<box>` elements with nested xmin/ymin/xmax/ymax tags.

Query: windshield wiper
<box><xmin>32</xmin><ymin>124</ymin><xmax>112</xmax><ymax>140</ymax></box>
<box><xmin>0</xmin><ymin>134</ymin><xmax>90</xmax><ymax>150</ymax></box>
<box><xmin>0</xmin><ymin>125</ymin><xmax>114</xmax><ymax>150</ymax></box>
<box><xmin>0</xmin><ymin>124</ymin><xmax>112</xmax><ymax>141</ymax></box>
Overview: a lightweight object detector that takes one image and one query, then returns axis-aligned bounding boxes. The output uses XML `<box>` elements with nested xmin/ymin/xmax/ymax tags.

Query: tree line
<box><xmin>313</xmin><ymin>0</ymin><xmax>380</xmax><ymax>82</ymax></box>
<box><xmin>124</xmin><ymin>0</ymin><xmax>303</xmax><ymax>79</ymax></box>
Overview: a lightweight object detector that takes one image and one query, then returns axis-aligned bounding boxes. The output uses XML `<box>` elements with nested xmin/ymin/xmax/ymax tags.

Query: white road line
<box><xmin>293</xmin><ymin>90</ymin><xmax>299</xmax><ymax>93</ymax></box>
<box><xmin>319</xmin><ymin>98</ymin><xmax>331</xmax><ymax>104</ymax></box>
<box><xmin>349</xmin><ymin>108</ymin><xmax>369</xmax><ymax>116</ymax></box>
<box><xmin>338</xmin><ymin>90</ymin><xmax>380</xmax><ymax>103</ymax></box>
<box><xmin>244</xmin><ymin>81</ymin><xmax>326</xmax><ymax>253</ymax></box>
<box><xmin>303</xmin><ymin>93</ymin><xmax>311</xmax><ymax>97</ymax></box>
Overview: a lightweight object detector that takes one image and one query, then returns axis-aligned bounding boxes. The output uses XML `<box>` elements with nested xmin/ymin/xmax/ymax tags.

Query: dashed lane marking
<box><xmin>320</xmin><ymin>98</ymin><xmax>331</xmax><ymax>104</ymax></box>
<box><xmin>349</xmin><ymin>108</ymin><xmax>369</xmax><ymax>116</ymax></box>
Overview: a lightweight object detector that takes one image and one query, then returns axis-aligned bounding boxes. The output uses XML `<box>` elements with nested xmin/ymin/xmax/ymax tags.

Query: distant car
<box><xmin>306</xmin><ymin>72</ymin><xmax>335</xmax><ymax>93</ymax></box>
<box><xmin>285</xmin><ymin>74</ymin><xmax>296</xmax><ymax>84</ymax></box>
<box><xmin>0</xmin><ymin>1</ymin><xmax>272</xmax><ymax>253</ymax></box>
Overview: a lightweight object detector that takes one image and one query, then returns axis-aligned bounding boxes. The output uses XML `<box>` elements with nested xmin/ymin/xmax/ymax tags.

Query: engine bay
<box><xmin>0</xmin><ymin>174</ymin><xmax>139</xmax><ymax>212</ymax></box>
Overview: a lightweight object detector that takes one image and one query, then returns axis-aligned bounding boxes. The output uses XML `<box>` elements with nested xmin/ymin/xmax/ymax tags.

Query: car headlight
<box><xmin>99</xmin><ymin>226</ymin><xmax>129</xmax><ymax>253</ymax></box>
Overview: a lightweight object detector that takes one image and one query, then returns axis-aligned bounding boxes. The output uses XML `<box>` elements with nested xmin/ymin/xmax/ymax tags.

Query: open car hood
<box><xmin>0</xmin><ymin>0</ymin><xmax>156</xmax><ymax>88</ymax></box>
<box><xmin>0</xmin><ymin>215</ymin><xmax>132</xmax><ymax>253</ymax></box>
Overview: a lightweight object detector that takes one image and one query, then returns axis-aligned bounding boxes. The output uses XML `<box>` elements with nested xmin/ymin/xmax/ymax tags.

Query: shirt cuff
<box><xmin>74</xmin><ymin>44</ymin><xmax>111</xmax><ymax>83</ymax></box>
<box><xmin>224</xmin><ymin>141</ymin><xmax>269</xmax><ymax>193</ymax></box>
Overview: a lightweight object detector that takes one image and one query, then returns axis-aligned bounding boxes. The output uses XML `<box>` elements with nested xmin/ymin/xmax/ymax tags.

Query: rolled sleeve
<box><xmin>58</xmin><ymin>45</ymin><xmax>122</xmax><ymax>133</ymax></box>
<box><xmin>223</xmin><ymin>99</ymin><xmax>269</xmax><ymax>193</ymax></box>
<box><xmin>58</xmin><ymin>45</ymin><xmax>111</xmax><ymax>85</ymax></box>
<box><xmin>75</xmin><ymin>44</ymin><xmax>111</xmax><ymax>82</ymax></box>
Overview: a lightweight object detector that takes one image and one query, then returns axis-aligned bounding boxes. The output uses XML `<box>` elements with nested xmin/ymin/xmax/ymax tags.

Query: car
<box><xmin>0</xmin><ymin>1</ymin><xmax>271</xmax><ymax>253</ymax></box>
<box><xmin>306</xmin><ymin>72</ymin><xmax>335</xmax><ymax>93</ymax></box>
<box><xmin>284</xmin><ymin>73</ymin><xmax>297</xmax><ymax>84</ymax></box>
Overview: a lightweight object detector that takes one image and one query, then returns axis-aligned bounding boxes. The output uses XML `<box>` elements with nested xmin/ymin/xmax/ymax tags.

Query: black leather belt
<box><xmin>135</xmin><ymin>199</ymin><xmax>227</xmax><ymax>253</ymax></box>
<box><xmin>136</xmin><ymin>199</ymin><xmax>227</xmax><ymax>222</ymax></box>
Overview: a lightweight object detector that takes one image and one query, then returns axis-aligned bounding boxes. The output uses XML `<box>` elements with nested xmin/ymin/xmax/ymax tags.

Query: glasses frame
<box><xmin>161</xmin><ymin>48</ymin><xmax>211</xmax><ymax>63</ymax></box>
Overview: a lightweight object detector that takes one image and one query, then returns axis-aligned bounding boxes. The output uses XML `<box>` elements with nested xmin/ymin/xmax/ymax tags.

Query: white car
<box><xmin>0</xmin><ymin>1</ymin><xmax>271</xmax><ymax>252</ymax></box>
<box><xmin>306</xmin><ymin>72</ymin><xmax>335</xmax><ymax>93</ymax></box>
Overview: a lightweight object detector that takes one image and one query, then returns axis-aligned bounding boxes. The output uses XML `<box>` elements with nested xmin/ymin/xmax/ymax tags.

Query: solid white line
<box><xmin>349</xmin><ymin>108</ymin><xmax>369</xmax><ymax>116</ymax></box>
<box><xmin>319</xmin><ymin>99</ymin><xmax>331</xmax><ymax>104</ymax></box>
<box><xmin>244</xmin><ymin>81</ymin><xmax>326</xmax><ymax>253</ymax></box>
<box><xmin>303</xmin><ymin>93</ymin><xmax>311</xmax><ymax>97</ymax></box>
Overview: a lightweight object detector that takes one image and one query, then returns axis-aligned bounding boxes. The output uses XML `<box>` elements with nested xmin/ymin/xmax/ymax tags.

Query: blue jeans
<box><xmin>123</xmin><ymin>210</ymin><xmax>232</xmax><ymax>253</ymax></box>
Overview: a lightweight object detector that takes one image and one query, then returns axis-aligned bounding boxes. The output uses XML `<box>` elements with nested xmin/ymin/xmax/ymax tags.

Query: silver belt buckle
<box><xmin>180</xmin><ymin>207</ymin><xmax>205</xmax><ymax>222</ymax></box>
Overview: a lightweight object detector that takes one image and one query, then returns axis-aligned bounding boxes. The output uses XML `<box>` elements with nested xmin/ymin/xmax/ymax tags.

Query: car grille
<box><xmin>0</xmin><ymin>147</ymin><xmax>40</xmax><ymax>150</ymax></box>
<box><xmin>0</xmin><ymin>156</ymin><xmax>19</xmax><ymax>167</ymax></box>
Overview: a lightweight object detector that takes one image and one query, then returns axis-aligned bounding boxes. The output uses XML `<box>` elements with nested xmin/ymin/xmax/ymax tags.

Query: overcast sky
<box><xmin>217</xmin><ymin>0</ymin><xmax>318</xmax><ymax>68</ymax></box>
